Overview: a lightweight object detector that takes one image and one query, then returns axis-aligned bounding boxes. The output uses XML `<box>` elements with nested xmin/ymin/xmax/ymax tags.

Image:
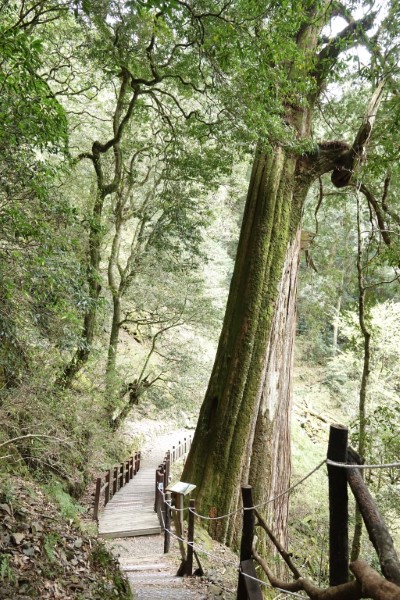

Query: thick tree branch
<box><xmin>253</xmin><ymin>547</ymin><xmax>400</xmax><ymax>600</ymax></box>
<box><xmin>314</xmin><ymin>12</ymin><xmax>377</xmax><ymax>88</ymax></box>
<box><xmin>254</xmin><ymin>509</ymin><xmax>302</xmax><ymax>579</ymax></box>
<box><xmin>252</xmin><ymin>546</ymin><xmax>361</xmax><ymax>600</ymax></box>
<box><xmin>353</xmin><ymin>182</ymin><xmax>391</xmax><ymax>246</ymax></box>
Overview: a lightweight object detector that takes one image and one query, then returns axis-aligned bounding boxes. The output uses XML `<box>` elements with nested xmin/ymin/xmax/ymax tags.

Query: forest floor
<box><xmin>0</xmin><ymin>478</ymin><xmax>131</xmax><ymax>600</ymax></box>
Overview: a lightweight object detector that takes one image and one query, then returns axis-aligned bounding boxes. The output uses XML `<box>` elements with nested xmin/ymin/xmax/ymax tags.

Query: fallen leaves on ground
<box><xmin>0</xmin><ymin>478</ymin><xmax>131</xmax><ymax>600</ymax></box>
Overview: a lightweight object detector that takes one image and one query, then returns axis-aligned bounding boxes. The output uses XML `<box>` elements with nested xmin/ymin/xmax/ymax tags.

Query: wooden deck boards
<box><xmin>98</xmin><ymin>464</ymin><xmax>161</xmax><ymax>539</ymax></box>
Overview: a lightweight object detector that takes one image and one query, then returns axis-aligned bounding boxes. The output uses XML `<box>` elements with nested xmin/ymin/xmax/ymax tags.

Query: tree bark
<box><xmin>58</xmin><ymin>189</ymin><xmax>105</xmax><ymax>387</ymax></box>
<box><xmin>182</xmin><ymin>146</ymin><xmax>311</xmax><ymax>546</ymax></box>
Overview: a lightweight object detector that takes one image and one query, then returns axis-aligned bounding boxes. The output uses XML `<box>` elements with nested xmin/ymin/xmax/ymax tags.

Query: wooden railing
<box><xmin>236</xmin><ymin>424</ymin><xmax>400</xmax><ymax>599</ymax></box>
<box><xmin>154</xmin><ymin>434</ymin><xmax>192</xmax><ymax>522</ymax></box>
<box><xmin>93</xmin><ymin>452</ymin><xmax>141</xmax><ymax>521</ymax></box>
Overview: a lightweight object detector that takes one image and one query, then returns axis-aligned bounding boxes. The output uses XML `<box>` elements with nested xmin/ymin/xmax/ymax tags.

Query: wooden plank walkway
<box><xmin>98</xmin><ymin>429</ymin><xmax>192</xmax><ymax>539</ymax></box>
<box><xmin>98</xmin><ymin>463</ymin><xmax>161</xmax><ymax>538</ymax></box>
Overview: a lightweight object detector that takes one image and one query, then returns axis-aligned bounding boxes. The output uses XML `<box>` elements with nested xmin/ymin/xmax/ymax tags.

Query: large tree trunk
<box><xmin>248</xmin><ymin>227</ymin><xmax>301</xmax><ymax>549</ymax></box>
<box><xmin>182</xmin><ymin>147</ymin><xmax>311</xmax><ymax>546</ymax></box>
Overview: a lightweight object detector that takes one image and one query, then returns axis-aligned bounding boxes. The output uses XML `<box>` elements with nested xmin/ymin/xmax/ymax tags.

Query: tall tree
<box><xmin>182</xmin><ymin>0</ymin><xmax>400</xmax><ymax>549</ymax></box>
<box><xmin>56</xmin><ymin>0</ymin><xmax>236</xmax><ymax>385</ymax></box>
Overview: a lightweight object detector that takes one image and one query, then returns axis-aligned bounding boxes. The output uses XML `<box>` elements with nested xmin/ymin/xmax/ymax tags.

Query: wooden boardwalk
<box><xmin>97</xmin><ymin>430</ymin><xmax>192</xmax><ymax>539</ymax></box>
<box><xmin>98</xmin><ymin>463</ymin><xmax>161</xmax><ymax>538</ymax></box>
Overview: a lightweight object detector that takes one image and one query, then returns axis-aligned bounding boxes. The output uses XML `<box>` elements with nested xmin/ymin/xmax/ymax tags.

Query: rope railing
<box><xmin>158</xmin><ymin>493</ymin><xmax>308</xmax><ymax>597</ymax></box>
<box><xmin>157</xmin><ymin>458</ymin><xmax>326</xmax><ymax>522</ymax></box>
<box><xmin>326</xmin><ymin>458</ymin><xmax>400</xmax><ymax>469</ymax></box>
<box><xmin>156</xmin><ymin>423</ymin><xmax>400</xmax><ymax>600</ymax></box>
<box><xmin>158</xmin><ymin>455</ymin><xmax>400</xmax><ymax>524</ymax></box>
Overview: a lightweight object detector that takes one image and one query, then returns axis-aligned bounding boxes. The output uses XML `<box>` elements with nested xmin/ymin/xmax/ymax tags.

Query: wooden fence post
<box><xmin>136</xmin><ymin>452</ymin><xmax>141</xmax><ymax>473</ymax></box>
<box><xmin>327</xmin><ymin>424</ymin><xmax>349</xmax><ymax>586</ymax></box>
<box><xmin>186</xmin><ymin>499</ymin><xmax>195</xmax><ymax>576</ymax></box>
<box><xmin>164</xmin><ymin>492</ymin><xmax>171</xmax><ymax>554</ymax></box>
<box><xmin>111</xmin><ymin>466</ymin><xmax>116</xmax><ymax>495</ymax></box>
<box><xmin>156</xmin><ymin>468</ymin><xmax>164</xmax><ymax>521</ymax></box>
<box><xmin>104</xmin><ymin>471</ymin><xmax>110</xmax><ymax>506</ymax></box>
<box><xmin>93</xmin><ymin>477</ymin><xmax>101</xmax><ymax>521</ymax></box>
<box><xmin>166</xmin><ymin>450</ymin><xmax>170</xmax><ymax>483</ymax></box>
<box><xmin>237</xmin><ymin>485</ymin><xmax>255</xmax><ymax>600</ymax></box>
<box><xmin>119</xmin><ymin>463</ymin><xmax>123</xmax><ymax>488</ymax></box>
<box><xmin>154</xmin><ymin>469</ymin><xmax>159</xmax><ymax>512</ymax></box>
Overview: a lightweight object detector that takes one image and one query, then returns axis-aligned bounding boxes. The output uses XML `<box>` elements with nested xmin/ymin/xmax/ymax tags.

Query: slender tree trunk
<box><xmin>106</xmin><ymin>202</ymin><xmax>123</xmax><ymax>381</ymax></box>
<box><xmin>58</xmin><ymin>72</ymin><xmax>138</xmax><ymax>388</ymax></box>
<box><xmin>58</xmin><ymin>190</ymin><xmax>105</xmax><ymax>387</ymax></box>
<box><xmin>332</xmin><ymin>288</ymin><xmax>343</xmax><ymax>353</ymax></box>
<box><xmin>351</xmin><ymin>194</ymin><xmax>371</xmax><ymax>562</ymax></box>
<box><xmin>107</xmin><ymin>294</ymin><xmax>122</xmax><ymax>376</ymax></box>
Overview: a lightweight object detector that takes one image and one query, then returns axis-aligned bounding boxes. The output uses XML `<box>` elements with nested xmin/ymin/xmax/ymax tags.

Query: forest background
<box><xmin>0</xmin><ymin>0</ymin><xmax>399</xmax><ymax>591</ymax></box>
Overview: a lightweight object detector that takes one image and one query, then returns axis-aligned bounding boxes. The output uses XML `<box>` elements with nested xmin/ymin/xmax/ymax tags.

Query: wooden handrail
<box><xmin>154</xmin><ymin>434</ymin><xmax>192</xmax><ymax>521</ymax></box>
<box><xmin>237</xmin><ymin>424</ymin><xmax>400</xmax><ymax>599</ymax></box>
<box><xmin>93</xmin><ymin>451</ymin><xmax>141</xmax><ymax>521</ymax></box>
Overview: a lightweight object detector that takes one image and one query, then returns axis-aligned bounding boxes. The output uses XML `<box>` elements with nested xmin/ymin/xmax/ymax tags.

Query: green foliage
<box><xmin>0</xmin><ymin>5</ymin><xmax>68</xmax><ymax>151</ymax></box>
<box><xmin>91</xmin><ymin>542</ymin><xmax>133</xmax><ymax>598</ymax></box>
<box><xmin>45</xmin><ymin>481</ymin><xmax>85</xmax><ymax>521</ymax></box>
<box><xmin>43</xmin><ymin>532</ymin><xmax>60</xmax><ymax>563</ymax></box>
<box><xmin>0</xmin><ymin>555</ymin><xmax>15</xmax><ymax>583</ymax></box>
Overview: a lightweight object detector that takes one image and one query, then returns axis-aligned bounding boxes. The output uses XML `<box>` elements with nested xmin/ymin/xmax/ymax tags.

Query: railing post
<box><xmin>137</xmin><ymin>451</ymin><xmax>141</xmax><ymax>472</ymax></box>
<box><xmin>327</xmin><ymin>424</ymin><xmax>349</xmax><ymax>586</ymax></box>
<box><xmin>164</xmin><ymin>492</ymin><xmax>171</xmax><ymax>554</ymax></box>
<box><xmin>156</xmin><ymin>468</ymin><xmax>164</xmax><ymax>522</ymax></box>
<box><xmin>125</xmin><ymin>460</ymin><xmax>130</xmax><ymax>484</ymax></box>
<box><xmin>154</xmin><ymin>469</ymin><xmax>159</xmax><ymax>512</ymax></box>
<box><xmin>104</xmin><ymin>471</ymin><xmax>110</xmax><ymax>506</ymax></box>
<box><xmin>166</xmin><ymin>450</ymin><xmax>170</xmax><ymax>483</ymax></box>
<box><xmin>186</xmin><ymin>499</ymin><xmax>195</xmax><ymax>576</ymax></box>
<box><xmin>119</xmin><ymin>463</ymin><xmax>124</xmax><ymax>488</ymax></box>
<box><xmin>172</xmin><ymin>445</ymin><xmax>176</xmax><ymax>462</ymax></box>
<box><xmin>93</xmin><ymin>477</ymin><xmax>101</xmax><ymax>521</ymax></box>
<box><xmin>129</xmin><ymin>456</ymin><xmax>134</xmax><ymax>479</ymax></box>
<box><xmin>163</xmin><ymin>463</ymin><xmax>167</xmax><ymax>491</ymax></box>
<box><xmin>112</xmin><ymin>466</ymin><xmax>118</xmax><ymax>495</ymax></box>
<box><xmin>237</xmin><ymin>485</ymin><xmax>254</xmax><ymax>600</ymax></box>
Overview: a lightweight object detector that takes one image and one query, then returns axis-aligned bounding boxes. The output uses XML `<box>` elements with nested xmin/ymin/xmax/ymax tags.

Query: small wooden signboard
<box><xmin>166</xmin><ymin>481</ymin><xmax>196</xmax><ymax>537</ymax></box>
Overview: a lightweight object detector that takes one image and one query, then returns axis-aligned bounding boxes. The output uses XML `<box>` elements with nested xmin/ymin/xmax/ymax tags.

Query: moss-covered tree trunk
<box><xmin>182</xmin><ymin>146</ymin><xmax>312</xmax><ymax>546</ymax></box>
<box><xmin>182</xmin><ymin>0</ymin><xmax>375</xmax><ymax>548</ymax></box>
